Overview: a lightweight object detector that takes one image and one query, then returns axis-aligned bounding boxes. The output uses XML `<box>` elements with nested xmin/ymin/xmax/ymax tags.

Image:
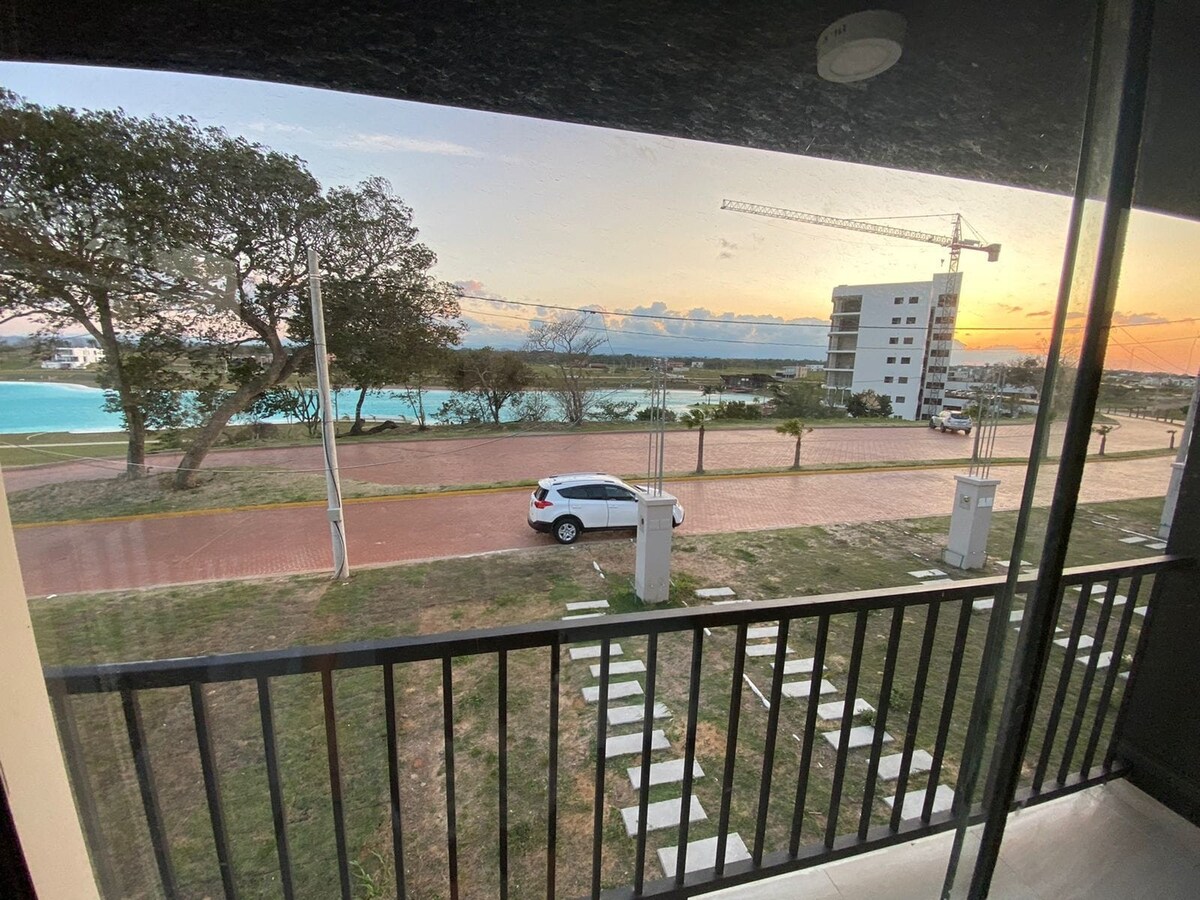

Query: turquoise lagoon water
<box><xmin>0</xmin><ymin>381</ymin><xmax>749</xmax><ymax>434</ymax></box>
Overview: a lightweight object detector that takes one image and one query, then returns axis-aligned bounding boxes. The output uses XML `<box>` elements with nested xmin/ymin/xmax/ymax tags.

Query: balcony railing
<box><xmin>43</xmin><ymin>555</ymin><xmax>1183</xmax><ymax>900</ymax></box>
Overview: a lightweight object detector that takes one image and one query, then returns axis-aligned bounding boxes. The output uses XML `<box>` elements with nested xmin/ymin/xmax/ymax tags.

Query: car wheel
<box><xmin>941</xmin><ymin>426</ymin><xmax>947</xmax><ymax>433</ymax></box>
<box><xmin>964</xmin><ymin>429</ymin><xmax>972</xmax><ymax>435</ymax></box>
<box><xmin>553</xmin><ymin>517</ymin><xmax>582</xmax><ymax>544</ymax></box>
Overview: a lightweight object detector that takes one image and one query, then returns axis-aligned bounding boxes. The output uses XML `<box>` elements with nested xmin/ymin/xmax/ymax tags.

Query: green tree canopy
<box><xmin>441</xmin><ymin>348</ymin><xmax>534</xmax><ymax>425</ymax></box>
<box><xmin>846</xmin><ymin>389</ymin><xmax>893</xmax><ymax>418</ymax></box>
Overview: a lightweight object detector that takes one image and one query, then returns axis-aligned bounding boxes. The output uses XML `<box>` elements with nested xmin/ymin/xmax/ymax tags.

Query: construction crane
<box><xmin>720</xmin><ymin>199</ymin><xmax>1001</xmax><ymax>418</ymax></box>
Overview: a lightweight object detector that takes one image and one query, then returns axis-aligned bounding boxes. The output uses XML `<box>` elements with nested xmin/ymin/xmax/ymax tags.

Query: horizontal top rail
<box><xmin>43</xmin><ymin>556</ymin><xmax>1189</xmax><ymax>695</ymax></box>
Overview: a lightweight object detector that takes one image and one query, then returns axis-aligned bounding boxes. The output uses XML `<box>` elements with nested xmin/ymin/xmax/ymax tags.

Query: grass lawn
<box><xmin>31</xmin><ymin>496</ymin><xmax>1167</xmax><ymax>899</ymax></box>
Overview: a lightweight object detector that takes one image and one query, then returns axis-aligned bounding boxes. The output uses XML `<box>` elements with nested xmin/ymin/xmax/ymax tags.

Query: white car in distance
<box><xmin>528</xmin><ymin>473</ymin><xmax>685</xmax><ymax>544</ymax></box>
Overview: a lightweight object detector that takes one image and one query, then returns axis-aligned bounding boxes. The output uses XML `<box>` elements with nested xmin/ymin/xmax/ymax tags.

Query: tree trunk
<box><xmin>792</xmin><ymin>436</ymin><xmax>802</xmax><ymax>470</ymax></box>
<box><xmin>414</xmin><ymin>387</ymin><xmax>427</xmax><ymax>430</ymax></box>
<box><xmin>93</xmin><ymin>289</ymin><xmax>149</xmax><ymax>478</ymax></box>
<box><xmin>696</xmin><ymin>424</ymin><xmax>705</xmax><ymax>475</ymax></box>
<box><xmin>173</xmin><ymin>376</ymin><xmax>276</xmax><ymax>489</ymax></box>
<box><xmin>123</xmin><ymin>407</ymin><xmax>149</xmax><ymax>478</ymax></box>
<box><xmin>348</xmin><ymin>386</ymin><xmax>369</xmax><ymax>436</ymax></box>
<box><xmin>1099</xmin><ymin>434</ymin><xmax>1107</xmax><ymax>455</ymax></box>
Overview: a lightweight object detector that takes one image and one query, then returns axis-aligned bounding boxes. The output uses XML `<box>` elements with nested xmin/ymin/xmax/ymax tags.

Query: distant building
<box><xmin>775</xmin><ymin>366</ymin><xmax>799</xmax><ymax>380</ymax></box>
<box><xmin>823</xmin><ymin>273</ymin><xmax>962</xmax><ymax>420</ymax></box>
<box><xmin>41</xmin><ymin>346</ymin><xmax>104</xmax><ymax>369</ymax></box>
<box><xmin>690</xmin><ymin>361</ymin><xmax>705</xmax><ymax>369</ymax></box>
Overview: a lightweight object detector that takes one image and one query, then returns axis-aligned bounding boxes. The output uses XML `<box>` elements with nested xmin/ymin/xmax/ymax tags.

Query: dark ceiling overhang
<box><xmin>2</xmin><ymin>1</ymin><xmax>1197</xmax><ymax>219</ymax></box>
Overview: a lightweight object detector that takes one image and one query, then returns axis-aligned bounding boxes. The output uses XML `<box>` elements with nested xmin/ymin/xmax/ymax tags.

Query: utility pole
<box><xmin>1160</xmin><ymin>369</ymin><xmax>1200</xmax><ymax>538</ymax></box>
<box><xmin>308</xmin><ymin>249</ymin><xmax>350</xmax><ymax>580</ymax></box>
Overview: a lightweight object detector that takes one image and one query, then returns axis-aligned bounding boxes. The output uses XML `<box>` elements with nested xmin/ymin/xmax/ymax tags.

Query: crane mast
<box><xmin>720</xmin><ymin>199</ymin><xmax>1001</xmax><ymax>419</ymax></box>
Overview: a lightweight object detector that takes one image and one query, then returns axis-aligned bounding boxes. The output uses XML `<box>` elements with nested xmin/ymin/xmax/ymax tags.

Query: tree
<box><xmin>252</xmin><ymin>380</ymin><xmax>322</xmax><ymax>437</ymax></box>
<box><xmin>846</xmin><ymin>389</ymin><xmax>893</xmax><ymax>418</ymax></box>
<box><xmin>770</xmin><ymin>379</ymin><xmax>828</xmax><ymax>419</ymax></box>
<box><xmin>1093</xmin><ymin>423</ymin><xmax>1114</xmax><ymax>455</ymax></box>
<box><xmin>525</xmin><ymin>313</ymin><xmax>605</xmax><ymax>424</ymax></box>
<box><xmin>321</xmin><ymin>269</ymin><xmax>463</xmax><ymax>435</ymax></box>
<box><xmin>0</xmin><ymin>93</ymin><xmax>223</xmax><ymax>476</ymax></box>
<box><xmin>441</xmin><ymin>348</ymin><xmax>534</xmax><ymax>425</ymax></box>
<box><xmin>775</xmin><ymin>418</ymin><xmax>814</xmax><ymax>470</ymax></box>
<box><xmin>681</xmin><ymin>408</ymin><xmax>709</xmax><ymax>474</ymax></box>
<box><xmin>588</xmin><ymin>399</ymin><xmax>638</xmax><ymax>422</ymax></box>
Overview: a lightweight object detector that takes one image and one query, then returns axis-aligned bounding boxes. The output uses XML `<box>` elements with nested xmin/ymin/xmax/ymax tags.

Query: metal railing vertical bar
<box><xmin>752</xmin><ymin>618</ymin><xmax>791</xmax><ymax>865</ymax></box>
<box><xmin>1032</xmin><ymin>583</ymin><xmax>1092</xmax><ymax>793</ymax></box>
<box><xmin>441</xmin><ymin>658</ymin><xmax>460</xmax><ymax>900</ymax></box>
<box><xmin>859</xmin><ymin>607</ymin><xmax>905</xmax><ymax>840</ymax></box>
<box><xmin>1106</xmin><ymin>572</ymin><xmax>1166</xmax><ymax>771</ymax></box>
<box><xmin>825</xmin><ymin>610</ymin><xmax>869</xmax><ymax>846</ymax></box>
<box><xmin>121</xmin><ymin>687</ymin><xmax>179</xmax><ymax>900</ymax></box>
<box><xmin>255</xmin><ymin>677</ymin><xmax>293</xmax><ymax>900</ymax></box>
<box><xmin>547</xmin><ymin>642</ymin><xmax>560</xmax><ymax>900</ymax></box>
<box><xmin>591</xmin><ymin>638</ymin><xmax>612</xmax><ymax>900</ymax></box>
<box><xmin>715</xmin><ymin>623</ymin><xmax>748</xmax><ymax>875</ymax></box>
<box><xmin>634</xmin><ymin>633</ymin><xmax>660</xmax><ymax>894</ymax></box>
<box><xmin>1056</xmin><ymin>578</ymin><xmax>1120</xmax><ymax>785</ymax></box>
<box><xmin>320</xmin><ymin>670</ymin><xmax>352</xmax><ymax>900</ymax></box>
<box><xmin>922</xmin><ymin>599</ymin><xmax>973</xmax><ymax>823</ymax></box>
<box><xmin>1082</xmin><ymin>574</ymin><xmax>1143</xmax><ymax>775</ymax></box>
<box><xmin>790</xmin><ymin>614</ymin><xmax>830</xmax><ymax>855</ymax></box>
<box><xmin>498</xmin><ymin>651</ymin><xmax>509</xmax><ymax>900</ymax></box>
<box><xmin>890</xmin><ymin>602</ymin><xmax>940</xmax><ymax>833</ymax></box>
<box><xmin>383</xmin><ymin>665</ymin><xmax>408</xmax><ymax>899</ymax></box>
<box><xmin>189</xmin><ymin>683</ymin><xmax>238</xmax><ymax>900</ymax></box>
<box><xmin>675</xmin><ymin>628</ymin><xmax>706</xmax><ymax>886</ymax></box>
<box><xmin>48</xmin><ymin>686</ymin><xmax>122</xmax><ymax>900</ymax></box>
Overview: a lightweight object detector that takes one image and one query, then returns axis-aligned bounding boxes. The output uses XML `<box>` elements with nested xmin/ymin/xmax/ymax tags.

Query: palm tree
<box><xmin>775</xmin><ymin>418</ymin><xmax>814</xmax><ymax>470</ymax></box>
<box><xmin>1093</xmin><ymin>423</ymin><xmax>1115</xmax><ymax>456</ymax></box>
<box><xmin>681</xmin><ymin>408</ymin><xmax>709</xmax><ymax>474</ymax></box>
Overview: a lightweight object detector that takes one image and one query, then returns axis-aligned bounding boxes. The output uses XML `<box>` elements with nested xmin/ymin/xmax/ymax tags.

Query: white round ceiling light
<box><xmin>817</xmin><ymin>10</ymin><xmax>907</xmax><ymax>83</ymax></box>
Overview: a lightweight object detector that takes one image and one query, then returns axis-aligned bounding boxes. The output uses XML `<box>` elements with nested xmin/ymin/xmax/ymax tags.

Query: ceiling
<box><xmin>3</xmin><ymin>1</ymin><xmax>1197</xmax><ymax>219</ymax></box>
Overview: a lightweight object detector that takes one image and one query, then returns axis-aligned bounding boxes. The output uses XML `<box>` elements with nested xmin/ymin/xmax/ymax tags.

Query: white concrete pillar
<box><xmin>0</xmin><ymin>469</ymin><xmax>100</xmax><ymax>898</ymax></box>
<box><xmin>635</xmin><ymin>491</ymin><xmax>677</xmax><ymax>604</ymax></box>
<box><xmin>944</xmin><ymin>475</ymin><xmax>1001</xmax><ymax>570</ymax></box>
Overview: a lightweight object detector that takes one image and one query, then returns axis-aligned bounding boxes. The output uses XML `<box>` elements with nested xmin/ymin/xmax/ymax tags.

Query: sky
<box><xmin>2</xmin><ymin>62</ymin><xmax>1198</xmax><ymax>372</ymax></box>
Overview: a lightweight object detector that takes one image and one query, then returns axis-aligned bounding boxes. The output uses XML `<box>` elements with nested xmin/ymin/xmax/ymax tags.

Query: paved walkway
<box><xmin>2</xmin><ymin>415</ymin><xmax>1176</xmax><ymax>493</ymax></box>
<box><xmin>12</xmin><ymin>455</ymin><xmax>1171</xmax><ymax>597</ymax></box>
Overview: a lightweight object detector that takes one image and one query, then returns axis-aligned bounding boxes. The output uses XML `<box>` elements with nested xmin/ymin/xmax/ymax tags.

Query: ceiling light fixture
<box><xmin>817</xmin><ymin>10</ymin><xmax>907</xmax><ymax>83</ymax></box>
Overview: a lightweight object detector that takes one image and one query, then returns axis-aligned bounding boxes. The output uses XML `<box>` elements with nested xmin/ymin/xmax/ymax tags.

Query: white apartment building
<box><xmin>40</xmin><ymin>346</ymin><xmax>105</xmax><ymax>369</ymax></box>
<box><xmin>824</xmin><ymin>272</ymin><xmax>962</xmax><ymax>420</ymax></box>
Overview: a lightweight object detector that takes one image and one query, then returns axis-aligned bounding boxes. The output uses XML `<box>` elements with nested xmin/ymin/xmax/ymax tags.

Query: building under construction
<box><xmin>823</xmin><ymin>272</ymin><xmax>962</xmax><ymax>420</ymax></box>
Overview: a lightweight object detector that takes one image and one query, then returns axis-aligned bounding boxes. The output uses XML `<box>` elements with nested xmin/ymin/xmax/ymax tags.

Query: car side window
<box><xmin>605</xmin><ymin>486</ymin><xmax>636</xmax><ymax>501</ymax></box>
<box><xmin>557</xmin><ymin>486</ymin><xmax>586</xmax><ymax>499</ymax></box>
<box><xmin>584</xmin><ymin>484</ymin><xmax>609</xmax><ymax>500</ymax></box>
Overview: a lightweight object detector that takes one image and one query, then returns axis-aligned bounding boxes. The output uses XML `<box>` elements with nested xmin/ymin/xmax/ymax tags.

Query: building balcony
<box><xmin>42</xmin><ymin>555</ymin><xmax>1193</xmax><ymax>899</ymax></box>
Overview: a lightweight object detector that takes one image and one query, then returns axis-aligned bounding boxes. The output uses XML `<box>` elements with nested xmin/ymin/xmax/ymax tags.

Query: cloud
<box><xmin>1026</xmin><ymin>310</ymin><xmax>1051</xmax><ymax>318</ymax></box>
<box><xmin>332</xmin><ymin>133</ymin><xmax>484</xmax><ymax>157</ymax></box>
<box><xmin>242</xmin><ymin>121</ymin><xmax>316</xmax><ymax>137</ymax></box>
<box><xmin>996</xmin><ymin>304</ymin><xmax>1024</xmax><ymax>314</ymax></box>
<box><xmin>1112</xmin><ymin>311</ymin><xmax>1169</xmax><ymax>326</ymax></box>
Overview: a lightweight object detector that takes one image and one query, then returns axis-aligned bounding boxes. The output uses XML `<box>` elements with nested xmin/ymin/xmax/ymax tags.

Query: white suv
<box><xmin>528</xmin><ymin>473</ymin><xmax>685</xmax><ymax>544</ymax></box>
<box><xmin>930</xmin><ymin>409</ymin><xmax>973</xmax><ymax>434</ymax></box>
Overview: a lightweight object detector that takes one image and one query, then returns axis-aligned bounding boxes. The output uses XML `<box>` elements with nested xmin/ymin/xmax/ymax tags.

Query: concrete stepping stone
<box><xmin>973</xmin><ymin>597</ymin><xmax>994</xmax><ymax>611</ymax></box>
<box><xmin>822</xmin><ymin>726</ymin><xmax>894</xmax><ymax>751</ymax></box>
<box><xmin>1054</xmin><ymin>635</ymin><xmax>1094</xmax><ymax>651</ymax></box>
<box><xmin>816</xmin><ymin>698</ymin><xmax>874</xmax><ymax>720</ymax></box>
<box><xmin>570</xmin><ymin>644</ymin><xmax>624</xmax><ymax>661</ymax></box>
<box><xmin>605</xmin><ymin>730</ymin><xmax>669</xmax><ymax>759</ymax></box>
<box><xmin>1070</xmin><ymin>584</ymin><xmax>1107</xmax><ymax>595</ymax></box>
<box><xmin>608</xmin><ymin>703</ymin><xmax>671</xmax><ymax>726</ymax></box>
<box><xmin>695</xmin><ymin>587</ymin><xmax>735</xmax><ymax>599</ymax></box>
<box><xmin>583</xmin><ymin>681</ymin><xmax>642</xmax><ymax>703</ymax></box>
<box><xmin>1134</xmin><ymin>606</ymin><xmax>1147</xmax><ymax>617</ymax></box>
<box><xmin>1146</xmin><ymin>542</ymin><xmax>1168</xmax><ymax>550</ymax></box>
<box><xmin>711</xmin><ymin>599</ymin><xmax>751</xmax><ymax>605</ymax></box>
<box><xmin>908</xmin><ymin>569</ymin><xmax>946</xmax><ymax>579</ymax></box>
<box><xmin>590</xmin><ymin>660</ymin><xmax>646</xmax><ymax>678</ymax></box>
<box><xmin>1119</xmin><ymin>671</ymin><xmax>1129</xmax><ymax>681</ymax></box>
<box><xmin>1077</xmin><ymin>651</ymin><xmax>1113</xmax><ymax>669</ymax></box>
<box><xmin>746</xmin><ymin>625</ymin><xmax>779</xmax><ymax>640</ymax></box>
<box><xmin>627</xmin><ymin>758</ymin><xmax>705</xmax><ymax>790</ymax></box>
<box><xmin>1119</xmin><ymin>536</ymin><xmax>1148</xmax><ymax>544</ymax></box>
<box><xmin>1091</xmin><ymin>594</ymin><xmax>1127</xmax><ymax>606</ymax></box>
<box><xmin>566</xmin><ymin>600</ymin><xmax>610</xmax><ymax>611</ymax></box>
<box><xmin>782</xmin><ymin>679</ymin><xmax>837</xmax><ymax>699</ymax></box>
<box><xmin>998</xmin><ymin>560</ymin><xmax>1032</xmax><ymax>568</ymax></box>
<box><xmin>886</xmin><ymin>784</ymin><xmax>955</xmax><ymax>819</ymax></box>
<box><xmin>773</xmin><ymin>657</ymin><xmax>822</xmax><ymax>676</ymax></box>
<box><xmin>746</xmin><ymin>643</ymin><xmax>793</xmax><ymax>657</ymax></box>
<box><xmin>658</xmin><ymin>833</ymin><xmax>750</xmax><ymax>876</ymax></box>
<box><xmin>1009</xmin><ymin>609</ymin><xmax>1025</xmax><ymax>622</ymax></box>
<box><xmin>878</xmin><ymin>749</ymin><xmax>934</xmax><ymax>781</ymax></box>
<box><xmin>620</xmin><ymin>796</ymin><xmax>706</xmax><ymax>836</ymax></box>
<box><xmin>563</xmin><ymin>612</ymin><xmax>605</xmax><ymax>620</ymax></box>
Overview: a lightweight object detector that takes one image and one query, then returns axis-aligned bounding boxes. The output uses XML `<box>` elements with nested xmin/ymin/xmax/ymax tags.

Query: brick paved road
<box><xmin>3</xmin><ymin>415</ymin><xmax>1175</xmax><ymax>492</ymax></box>
<box><xmin>12</xmin><ymin>455</ymin><xmax>1172</xmax><ymax>597</ymax></box>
